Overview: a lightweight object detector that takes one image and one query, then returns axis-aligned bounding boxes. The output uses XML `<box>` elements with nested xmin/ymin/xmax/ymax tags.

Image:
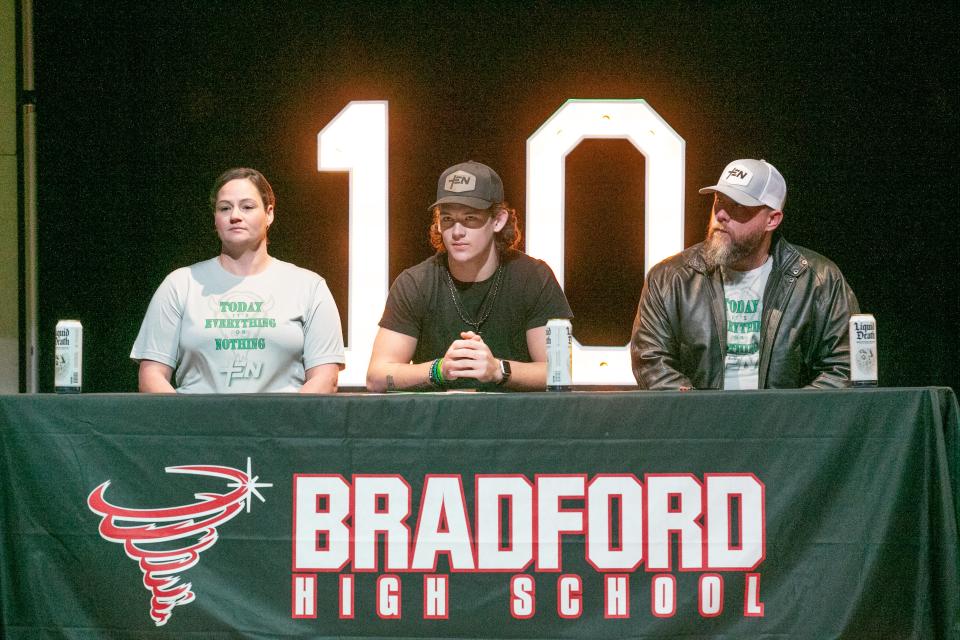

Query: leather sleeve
<box><xmin>630</xmin><ymin>267</ymin><xmax>695</xmax><ymax>390</ymax></box>
<box><xmin>805</xmin><ymin>270</ymin><xmax>860</xmax><ymax>389</ymax></box>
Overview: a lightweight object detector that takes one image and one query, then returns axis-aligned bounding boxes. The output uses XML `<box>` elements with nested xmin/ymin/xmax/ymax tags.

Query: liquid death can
<box><xmin>848</xmin><ymin>314</ymin><xmax>877</xmax><ymax>387</ymax></box>
<box><xmin>55</xmin><ymin>320</ymin><xmax>83</xmax><ymax>393</ymax></box>
<box><xmin>546</xmin><ymin>318</ymin><xmax>573</xmax><ymax>391</ymax></box>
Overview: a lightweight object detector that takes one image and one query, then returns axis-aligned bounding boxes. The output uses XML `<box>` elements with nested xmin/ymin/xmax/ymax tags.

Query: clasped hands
<box><xmin>441</xmin><ymin>331</ymin><xmax>502</xmax><ymax>385</ymax></box>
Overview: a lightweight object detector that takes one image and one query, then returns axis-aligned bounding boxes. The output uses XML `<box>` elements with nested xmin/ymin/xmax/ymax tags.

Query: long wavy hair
<box><xmin>429</xmin><ymin>202</ymin><xmax>521</xmax><ymax>254</ymax></box>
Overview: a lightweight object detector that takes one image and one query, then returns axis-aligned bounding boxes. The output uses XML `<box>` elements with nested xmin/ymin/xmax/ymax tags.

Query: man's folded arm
<box><xmin>631</xmin><ymin>277</ymin><xmax>694</xmax><ymax>390</ymax></box>
<box><xmin>366</xmin><ymin>327</ymin><xmax>433</xmax><ymax>392</ymax></box>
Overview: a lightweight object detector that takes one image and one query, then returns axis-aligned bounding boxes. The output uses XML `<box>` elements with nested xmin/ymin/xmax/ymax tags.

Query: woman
<box><xmin>131</xmin><ymin>168</ymin><xmax>344</xmax><ymax>393</ymax></box>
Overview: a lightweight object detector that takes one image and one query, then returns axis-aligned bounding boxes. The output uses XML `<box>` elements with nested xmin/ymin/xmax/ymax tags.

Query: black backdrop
<box><xmin>31</xmin><ymin>2</ymin><xmax>958</xmax><ymax>392</ymax></box>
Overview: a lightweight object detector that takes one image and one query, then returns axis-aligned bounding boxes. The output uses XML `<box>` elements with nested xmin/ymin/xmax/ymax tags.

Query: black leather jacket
<box><xmin>631</xmin><ymin>235</ymin><xmax>859</xmax><ymax>389</ymax></box>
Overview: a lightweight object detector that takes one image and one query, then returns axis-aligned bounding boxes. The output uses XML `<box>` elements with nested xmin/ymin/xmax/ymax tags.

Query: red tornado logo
<box><xmin>87</xmin><ymin>458</ymin><xmax>271</xmax><ymax>626</ymax></box>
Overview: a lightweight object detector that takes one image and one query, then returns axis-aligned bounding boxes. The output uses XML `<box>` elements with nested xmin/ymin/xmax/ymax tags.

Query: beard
<box><xmin>702</xmin><ymin>224</ymin><xmax>766</xmax><ymax>270</ymax></box>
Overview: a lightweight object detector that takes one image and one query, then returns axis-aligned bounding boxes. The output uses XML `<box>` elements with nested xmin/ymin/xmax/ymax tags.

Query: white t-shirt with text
<box><xmin>131</xmin><ymin>257</ymin><xmax>344</xmax><ymax>393</ymax></box>
<box><xmin>721</xmin><ymin>256</ymin><xmax>773</xmax><ymax>390</ymax></box>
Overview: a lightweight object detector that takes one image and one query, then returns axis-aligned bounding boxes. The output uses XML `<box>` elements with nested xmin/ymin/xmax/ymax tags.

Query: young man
<box><xmin>631</xmin><ymin>159</ymin><xmax>859</xmax><ymax>390</ymax></box>
<box><xmin>366</xmin><ymin>161</ymin><xmax>572</xmax><ymax>392</ymax></box>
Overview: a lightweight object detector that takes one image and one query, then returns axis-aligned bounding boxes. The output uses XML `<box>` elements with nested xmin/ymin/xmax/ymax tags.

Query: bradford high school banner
<box><xmin>1</xmin><ymin>388</ymin><xmax>958</xmax><ymax>638</ymax></box>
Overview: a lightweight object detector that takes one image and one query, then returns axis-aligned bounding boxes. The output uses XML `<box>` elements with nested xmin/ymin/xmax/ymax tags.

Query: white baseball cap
<box><xmin>699</xmin><ymin>159</ymin><xmax>786</xmax><ymax>210</ymax></box>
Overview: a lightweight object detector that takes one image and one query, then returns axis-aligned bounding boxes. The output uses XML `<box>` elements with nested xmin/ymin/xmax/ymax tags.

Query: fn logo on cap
<box><xmin>724</xmin><ymin>166</ymin><xmax>753</xmax><ymax>186</ymax></box>
<box><xmin>445</xmin><ymin>170</ymin><xmax>476</xmax><ymax>193</ymax></box>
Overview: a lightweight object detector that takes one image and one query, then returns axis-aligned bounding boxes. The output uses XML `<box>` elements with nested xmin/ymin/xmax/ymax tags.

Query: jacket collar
<box><xmin>686</xmin><ymin>233</ymin><xmax>807</xmax><ymax>277</ymax></box>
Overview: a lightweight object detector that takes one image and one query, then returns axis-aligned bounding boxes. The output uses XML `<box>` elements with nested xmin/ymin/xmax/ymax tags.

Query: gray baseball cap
<box><xmin>699</xmin><ymin>159</ymin><xmax>786</xmax><ymax>210</ymax></box>
<box><xmin>428</xmin><ymin>161</ymin><xmax>504</xmax><ymax>210</ymax></box>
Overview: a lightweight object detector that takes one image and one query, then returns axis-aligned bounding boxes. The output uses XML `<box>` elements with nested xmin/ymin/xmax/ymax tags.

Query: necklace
<box><xmin>443</xmin><ymin>262</ymin><xmax>505</xmax><ymax>335</ymax></box>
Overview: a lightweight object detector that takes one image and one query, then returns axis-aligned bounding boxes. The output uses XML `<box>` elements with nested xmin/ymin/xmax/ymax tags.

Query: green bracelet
<box><xmin>429</xmin><ymin>358</ymin><xmax>446</xmax><ymax>388</ymax></box>
<box><xmin>436</xmin><ymin>358</ymin><xmax>445</xmax><ymax>385</ymax></box>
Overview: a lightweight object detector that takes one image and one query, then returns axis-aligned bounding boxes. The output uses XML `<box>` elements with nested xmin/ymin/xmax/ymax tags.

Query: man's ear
<box><xmin>766</xmin><ymin>209</ymin><xmax>783</xmax><ymax>232</ymax></box>
<box><xmin>492</xmin><ymin>208</ymin><xmax>508</xmax><ymax>232</ymax></box>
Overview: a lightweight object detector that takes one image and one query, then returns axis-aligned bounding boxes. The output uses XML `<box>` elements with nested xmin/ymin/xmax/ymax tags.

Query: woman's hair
<box><xmin>428</xmin><ymin>202</ymin><xmax>522</xmax><ymax>253</ymax></box>
<box><xmin>209</xmin><ymin>167</ymin><xmax>276</xmax><ymax>211</ymax></box>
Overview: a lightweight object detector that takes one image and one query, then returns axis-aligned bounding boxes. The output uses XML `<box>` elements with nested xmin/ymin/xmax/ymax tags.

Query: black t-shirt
<box><xmin>379</xmin><ymin>250</ymin><xmax>573</xmax><ymax>372</ymax></box>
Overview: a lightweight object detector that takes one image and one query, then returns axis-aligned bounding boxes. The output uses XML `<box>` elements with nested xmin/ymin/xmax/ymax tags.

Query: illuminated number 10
<box><xmin>319</xmin><ymin>99</ymin><xmax>683</xmax><ymax>387</ymax></box>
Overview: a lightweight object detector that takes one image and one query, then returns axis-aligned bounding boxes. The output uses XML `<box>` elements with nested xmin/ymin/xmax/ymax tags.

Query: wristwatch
<box><xmin>497</xmin><ymin>359</ymin><xmax>512</xmax><ymax>386</ymax></box>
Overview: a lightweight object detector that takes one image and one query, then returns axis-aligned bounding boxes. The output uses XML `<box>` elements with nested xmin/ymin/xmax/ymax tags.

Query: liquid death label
<box><xmin>55</xmin><ymin>319</ymin><xmax>83</xmax><ymax>392</ymax></box>
<box><xmin>849</xmin><ymin>314</ymin><xmax>877</xmax><ymax>386</ymax></box>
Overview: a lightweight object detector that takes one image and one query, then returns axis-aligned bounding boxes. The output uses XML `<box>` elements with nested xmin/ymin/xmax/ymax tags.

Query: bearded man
<box><xmin>630</xmin><ymin>159</ymin><xmax>859</xmax><ymax>390</ymax></box>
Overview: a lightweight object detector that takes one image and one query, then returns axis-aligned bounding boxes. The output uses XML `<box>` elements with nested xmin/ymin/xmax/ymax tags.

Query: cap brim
<box><xmin>427</xmin><ymin>195</ymin><xmax>495</xmax><ymax>211</ymax></box>
<box><xmin>698</xmin><ymin>185</ymin><xmax>764</xmax><ymax>208</ymax></box>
